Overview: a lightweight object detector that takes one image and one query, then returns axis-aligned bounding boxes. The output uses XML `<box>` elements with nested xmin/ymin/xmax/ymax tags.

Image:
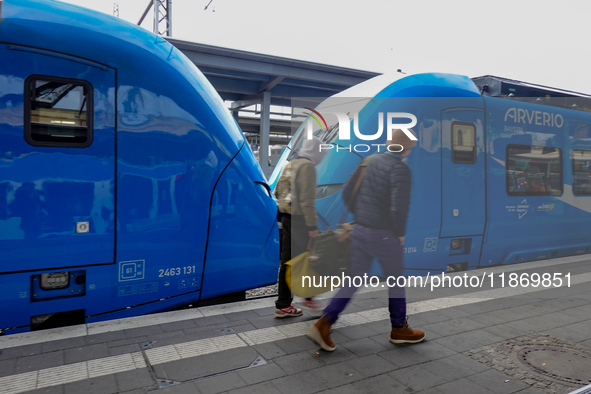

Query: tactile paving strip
<box><xmin>0</xmin><ymin>295</ymin><xmax>498</xmax><ymax>394</ymax></box>
<box><xmin>5</xmin><ymin>266</ymin><xmax>591</xmax><ymax>394</ymax></box>
<box><xmin>0</xmin><ymin>352</ymin><xmax>146</xmax><ymax>394</ymax></box>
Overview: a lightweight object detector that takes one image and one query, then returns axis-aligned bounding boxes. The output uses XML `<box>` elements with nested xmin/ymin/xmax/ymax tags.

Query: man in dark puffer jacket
<box><xmin>307</xmin><ymin>129</ymin><xmax>425</xmax><ymax>351</ymax></box>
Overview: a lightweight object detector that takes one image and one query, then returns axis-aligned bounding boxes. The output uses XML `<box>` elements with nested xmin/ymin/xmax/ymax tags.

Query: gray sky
<box><xmin>64</xmin><ymin>0</ymin><xmax>591</xmax><ymax>95</ymax></box>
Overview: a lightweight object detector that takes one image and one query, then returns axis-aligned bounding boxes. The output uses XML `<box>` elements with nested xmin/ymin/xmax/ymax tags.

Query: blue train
<box><xmin>0</xmin><ymin>0</ymin><xmax>279</xmax><ymax>334</ymax></box>
<box><xmin>271</xmin><ymin>73</ymin><xmax>591</xmax><ymax>276</ymax></box>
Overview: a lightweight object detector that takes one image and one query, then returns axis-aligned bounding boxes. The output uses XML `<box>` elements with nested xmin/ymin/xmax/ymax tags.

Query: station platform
<box><xmin>2</xmin><ymin>255</ymin><xmax>591</xmax><ymax>394</ymax></box>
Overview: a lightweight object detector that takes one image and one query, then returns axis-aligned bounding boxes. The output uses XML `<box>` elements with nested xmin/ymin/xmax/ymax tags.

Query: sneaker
<box><xmin>274</xmin><ymin>305</ymin><xmax>303</xmax><ymax>318</ymax></box>
<box><xmin>389</xmin><ymin>317</ymin><xmax>425</xmax><ymax>344</ymax></box>
<box><xmin>298</xmin><ymin>299</ymin><xmax>324</xmax><ymax>315</ymax></box>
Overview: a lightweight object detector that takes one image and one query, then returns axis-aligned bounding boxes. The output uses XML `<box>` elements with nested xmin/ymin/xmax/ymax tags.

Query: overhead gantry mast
<box><xmin>138</xmin><ymin>0</ymin><xmax>172</xmax><ymax>37</ymax></box>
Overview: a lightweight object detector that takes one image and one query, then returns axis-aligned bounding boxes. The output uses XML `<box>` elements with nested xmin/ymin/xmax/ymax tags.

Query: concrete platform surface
<box><xmin>1</xmin><ymin>255</ymin><xmax>591</xmax><ymax>394</ymax></box>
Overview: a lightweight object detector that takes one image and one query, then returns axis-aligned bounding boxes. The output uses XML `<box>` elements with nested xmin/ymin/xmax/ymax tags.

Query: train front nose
<box><xmin>199</xmin><ymin>145</ymin><xmax>279</xmax><ymax>300</ymax></box>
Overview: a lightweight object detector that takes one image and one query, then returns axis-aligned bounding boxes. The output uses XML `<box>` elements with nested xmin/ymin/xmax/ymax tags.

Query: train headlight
<box><xmin>450</xmin><ymin>239</ymin><xmax>463</xmax><ymax>250</ymax></box>
<box><xmin>40</xmin><ymin>272</ymin><xmax>70</xmax><ymax>290</ymax></box>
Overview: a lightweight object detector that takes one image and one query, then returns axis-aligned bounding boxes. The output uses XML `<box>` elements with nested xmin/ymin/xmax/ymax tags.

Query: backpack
<box><xmin>307</xmin><ymin>155</ymin><xmax>375</xmax><ymax>277</ymax></box>
<box><xmin>274</xmin><ymin>161</ymin><xmax>292</xmax><ymax>214</ymax></box>
<box><xmin>343</xmin><ymin>154</ymin><xmax>376</xmax><ymax>211</ymax></box>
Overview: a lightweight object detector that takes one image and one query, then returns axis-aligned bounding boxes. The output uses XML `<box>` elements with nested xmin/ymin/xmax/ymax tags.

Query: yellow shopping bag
<box><xmin>285</xmin><ymin>252</ymin><xmax>332</xmax><ymax>298</ymax></box>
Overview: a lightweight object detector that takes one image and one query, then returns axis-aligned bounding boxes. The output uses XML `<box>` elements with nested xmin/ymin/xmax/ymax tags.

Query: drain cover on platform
<box><xmin>465</xmin><ymin>334</ymin><xmax>591</xmax><ymax>394</ymax></box>
<box><xmin>518</xmin><ymin>347</ymin><xmax>591</xmax><ymax>385</ymax></box>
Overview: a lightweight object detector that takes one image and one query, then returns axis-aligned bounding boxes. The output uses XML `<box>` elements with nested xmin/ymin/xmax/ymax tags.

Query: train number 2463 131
<box><xmin>158</xmin><ymin>266</ymin><xmax>197</xmax><ymax>277</ymax></box>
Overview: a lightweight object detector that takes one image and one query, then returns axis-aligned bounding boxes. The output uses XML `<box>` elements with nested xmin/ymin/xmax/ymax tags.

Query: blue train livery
<box><xmin>0</xmin><ymin>0</ymin><xmax>279</xmax><ymax>333</ymax></box>
<box><xmin>271</xmin><ymin>73</ymin><xmax>591</xmax><ymax>276</ymax></box>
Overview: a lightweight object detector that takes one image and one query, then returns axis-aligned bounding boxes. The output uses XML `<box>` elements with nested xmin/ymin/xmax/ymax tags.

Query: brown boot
<box><xmin>306</xmin><ymin>315</ymin><xmax>336</xmax><ymax>351</ymax></box>
<box><xmin>389</xmin><ymin>318</ymin><xmax>425</xmax><ymax>344</ymax></box>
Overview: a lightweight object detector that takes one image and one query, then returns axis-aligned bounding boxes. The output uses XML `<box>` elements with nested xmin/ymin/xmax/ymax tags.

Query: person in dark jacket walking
<box><xmin>307</xmin><ymin>129</ymin><xmax>425</xmax><ymax>351</ymax></box>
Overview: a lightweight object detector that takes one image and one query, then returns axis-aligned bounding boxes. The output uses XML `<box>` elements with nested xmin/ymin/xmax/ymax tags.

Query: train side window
<box><xmin>25</xmin><ymin>76</ymin><xmax>93</xmax><ymax>148</ymax></box>
<box><xmin>451</xmin><ymin>122</ymin><xmax>476</xmax><ymax>164</ymax></box>
<box><xmin>506</xmin><ymin>144</ymin><xmax>563</xmax><ymax>196</ymax></box>
<box><xmin>573</xmin><ymin>149</ymin><xmax>591</xmax><ymax>196</ymax></box>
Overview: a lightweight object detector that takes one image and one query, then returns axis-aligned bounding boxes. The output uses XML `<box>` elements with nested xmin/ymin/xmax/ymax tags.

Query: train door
<box><xmin>0</xmin><ymin>47</ymin><xmax>115</xmax><ymax>273</ymax></box>
<box><xmin>440</xmin><ymin>108</ymin><xmax>486</xmax><ymax>237</ymax></box>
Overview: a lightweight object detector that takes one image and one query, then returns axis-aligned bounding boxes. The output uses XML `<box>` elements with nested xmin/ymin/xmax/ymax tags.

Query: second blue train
<box><xmin>271</xmin><ymin>73</ymin><xmax>591</xmax><ymax>275</ymax></box>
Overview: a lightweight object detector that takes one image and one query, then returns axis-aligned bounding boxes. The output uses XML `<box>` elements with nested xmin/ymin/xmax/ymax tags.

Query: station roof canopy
<box><xmin>166</xmin><ymin>38</ymin><xmax>382</xmax><ymax>109</ymax></box>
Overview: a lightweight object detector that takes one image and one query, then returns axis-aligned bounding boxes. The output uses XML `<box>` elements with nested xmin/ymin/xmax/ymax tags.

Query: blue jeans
<box><xmin>323</xmin><ymin>224</ymin><xmax>406</xmax><ymax>327</ymax></box>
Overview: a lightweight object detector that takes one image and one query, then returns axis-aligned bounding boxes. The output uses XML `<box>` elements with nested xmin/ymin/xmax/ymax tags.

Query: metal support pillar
<box><xmin>259</xmin><ymin>91</ymin><xmax>271</xmax><ymax>178</ymax></box>
<box><xmin>139</xmin><ymin>0</ymin><xmax>172</xmax><ymax>36</ymax></box>
<box><xmin>154</xmin><ymin>0</ymin><xmax>172</xmax><ymax>36</ymax></box>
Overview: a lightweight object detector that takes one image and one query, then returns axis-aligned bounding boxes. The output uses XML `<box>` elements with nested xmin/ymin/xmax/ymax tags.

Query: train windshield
<box><xmin>27</xmin><ymin>78</ymin><xmax>92</xmax><ymax>146</ymax></box>
<box><xmin>289</xmin><ymin>97</ymin><xmax>373</xmax><ymax>159</ymax></box>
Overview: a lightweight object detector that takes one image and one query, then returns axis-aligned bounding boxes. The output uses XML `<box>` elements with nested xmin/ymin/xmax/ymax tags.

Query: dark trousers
<box><xmin>276</xmin><ymin>215</ymin><xmax>309</xmax><ymax>309</ymax></box>
<box><xmin>323</xmin><ymin>224</ymin><xmax>407</xmax><ymax>327</ymax></box>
